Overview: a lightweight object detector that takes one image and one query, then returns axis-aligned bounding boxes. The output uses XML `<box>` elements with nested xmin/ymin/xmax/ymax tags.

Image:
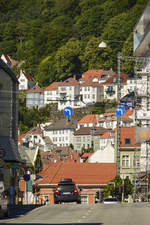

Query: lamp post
<box><xmin>99</xmin><ymin>41</ymin><xmax>122</xmax><ymax>175</ymax></box>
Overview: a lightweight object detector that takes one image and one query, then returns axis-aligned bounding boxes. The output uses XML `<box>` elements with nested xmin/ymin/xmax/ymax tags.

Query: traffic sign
<box><xmin>0</xmin><ymin>145</ymin><xmax>6</xmax><ymax>158</ymax></box>
<box><xmin>115</xmin><ymin>106</ymin><xmax>126</xmax><ymax>117</ymax></box>
<box><xmin>23</xmin><ymin>174</ymin><xmax>30</xmax><ymax>182</ymax></box>
<box><xmin>64</xmin><ymin>106</ymin><xmax>74</xmax><ymax>117</ymax></box>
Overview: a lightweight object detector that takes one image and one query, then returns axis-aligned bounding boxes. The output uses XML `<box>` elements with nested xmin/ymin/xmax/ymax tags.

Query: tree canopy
<box><xmin>0</xmin><ymin>0</ymin><xmax>148</xmax><ymax>87</ymax></box>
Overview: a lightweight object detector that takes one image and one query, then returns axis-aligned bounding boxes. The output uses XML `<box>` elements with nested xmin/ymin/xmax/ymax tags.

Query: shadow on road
<box><xmin>0</xmin><ymin>223</ymin><xmax>103</xmax><ymax>225</ymax></box>
<box><xmin>3</xmin><ymin>204</ymin><xmax>44</xmax><ymax>219</ymax></box>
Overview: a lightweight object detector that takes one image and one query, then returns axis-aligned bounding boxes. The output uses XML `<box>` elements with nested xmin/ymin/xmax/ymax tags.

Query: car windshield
<box><xmin>58</xmin><ymin>183</ymin><xmax>75</xmax><ymax>191</ymax></box>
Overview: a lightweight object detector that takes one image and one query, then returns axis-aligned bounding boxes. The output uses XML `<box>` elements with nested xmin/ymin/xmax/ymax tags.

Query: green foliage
<box><xmin>18</xmin><ymin>97</ymin><xmax>51</xmax><ymax>134</ymax></box>
<box><xmin>55</xmin><ymin>38</ymin><xmax>83</xmax><ymax>80</ymax></box>
<box><xmin>103</xmin><ymin>176</ymin><xmax>134</xmax><ymax>201</ymax></box>
<box><xmin>0</xmin><ymin>0</ymin><xmax>148</xmax><ymax>87</ymax></box>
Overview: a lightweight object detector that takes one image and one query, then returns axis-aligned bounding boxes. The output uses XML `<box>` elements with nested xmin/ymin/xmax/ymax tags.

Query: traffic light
<box><xmin>120</xmin><ymin>184</ymin><xmax>123</xmax><ymax>193</ymax></box>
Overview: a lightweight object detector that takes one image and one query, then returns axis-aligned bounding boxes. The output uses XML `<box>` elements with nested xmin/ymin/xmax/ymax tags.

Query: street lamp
<box><xmin>99</xmin><ymin>41</ymin><xmax>121</xmax><ymax>176</ymax></box>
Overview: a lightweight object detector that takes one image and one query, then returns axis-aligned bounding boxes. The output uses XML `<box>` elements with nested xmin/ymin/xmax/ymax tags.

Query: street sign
<box><xmin>5</xmin><ymin>163</ymin><xmax>11</xmax><ymax>169</ymax></box>
<box><xmin>23</xmin><ymin>174</ymin><xmax>30</xmax><ymax>182</ymax></box>
<box><xmin>64</xmin><ymin>106</ymin><xmax>74</xmax><ymax>117</ymax></box>
<box><xmin>11</xmin><ymin>164</ymin><xmax>19</xmax><ymax>169</ymax></box>
<box><xmin>0</xmin><ymin>145</ymin><xmax>6</xmax><ymax>158</ymax></box>
<box><xmin>115</xmin><ymin>106</ymin><xmax>126</xmax><ymax>117</ymax></box>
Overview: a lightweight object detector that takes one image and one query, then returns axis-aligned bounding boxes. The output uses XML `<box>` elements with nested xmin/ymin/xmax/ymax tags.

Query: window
<box><xmin>81</xmin><ymin>196</ymin><xmax>88</xmax><ymax>204</ymax></box>
<box><xmin>76</xmin><ymin>137</ymin><xmax>81</xmax><ymax>142</ymax></box>
<box><xmin>125</xmin><ymin>138</ymin><xmax>131</xmax><ymax>145</ymax></box>
<box><xmin>122</xmin><ymin>155</ymin><xmax>130</xmax><ymax>168</ymax></box>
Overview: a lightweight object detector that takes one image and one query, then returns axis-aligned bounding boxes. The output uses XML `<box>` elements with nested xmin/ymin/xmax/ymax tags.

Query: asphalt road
<box><xmin>0</xmin><ymin>202</ymin><xmax>150</xmax><ymax>225</ymax></box>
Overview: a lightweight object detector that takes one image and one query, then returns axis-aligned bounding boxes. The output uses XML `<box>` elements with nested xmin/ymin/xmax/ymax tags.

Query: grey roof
<box><xmin>0</xmin><ymin>59</ymin><xmax>18</xmax><ymax>83</ymax></box>
<box><xmin>0</xmin><ymin>136</ymin><xmax>22</xmax><ymax>162</ymax></box>
<box><xmin>74</xmin><ymin>127</ymin><xmax>107</xmax><ymax>136</ymax></box>
<box><xmin>45</xmin><ymin>118</ymin><xmax>78</xmax><ymax>131</ymax></box>
<box><xmin>43</xmin><ymin>136</ymin><xmax>53</xmax><ymax>144</ymax></box>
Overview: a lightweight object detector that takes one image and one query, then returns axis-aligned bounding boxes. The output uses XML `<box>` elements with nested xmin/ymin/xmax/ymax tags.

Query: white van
<box><xmin>103</xmin><ymin>197</ymin><xmax>119</xmax><ymax>204</ymax></box>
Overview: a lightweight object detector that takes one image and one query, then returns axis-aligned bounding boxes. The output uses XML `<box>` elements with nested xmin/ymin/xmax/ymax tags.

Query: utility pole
<box><xmin>116</xmin><ymin>52</ymin><xmax>121</xmax><ymax>176</ymax></box>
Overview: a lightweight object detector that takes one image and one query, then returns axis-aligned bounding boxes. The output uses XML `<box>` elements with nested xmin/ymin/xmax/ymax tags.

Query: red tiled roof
<box><xmin>25</xmin><ymin>126</ymin><xmax>43</xmax><ymax>135</ymax></box>
<box><xmin>18</xmin><ymin>70</ymin><xmax>34</xmax><ymax>81</ymax></box>
<box><xmin>78</xmin><ymin>114</ymin><xmax>100</xmax><ymax>124</ymax></box>
<box><xmin>44</xmin><ymin>82</ymin><xmax>62</xmax><ymax>91</ymax></box>
<box><xmin>100</xmin><ymin>130</ymin><xmax>115</xmax><ymax>139</ymax></box>
<box><xmin>36</xmin><ymin>162</ymin><xmax>116</xmax><ymax>185</ymax></box>
<box><xmin>80</xmin><ymin>78</ymin><xmax>103</xmax><ymax>87</ymax></box>
<box><xmin>59</xmin><ymin>77</ymin><xmax>79</xmax><ymax>86</ymax></box>
<box><xmin>18</xmin><ymin>134</ymin><xmax>26</xmax><ymax>143</ymax></box>
<box><xmin>104</xmin><ymin>73</ymin><xmax>129</xmax><ymax>85</ymax></box>
<box><xmin>80</xmin><ymin>70</ymin><xmax>104</xmax><ymax>81</ymax></box>
<box><xmin>120</xmin><ymin>126</ymin><xmax>141</xmax><ymax>148</ymax></box>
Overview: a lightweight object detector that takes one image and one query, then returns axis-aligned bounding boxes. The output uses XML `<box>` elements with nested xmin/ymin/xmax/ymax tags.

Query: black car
<box><xmin>54</xmin><ymin>178</ymin><xmax>81</xmax><ymax>204</ymax></box>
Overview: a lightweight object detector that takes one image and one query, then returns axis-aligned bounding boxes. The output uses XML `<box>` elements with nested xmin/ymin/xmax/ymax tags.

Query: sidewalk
<box><xmin>9</xmin><ymin>204</ymin><xmax>44</xmax><ymax>218</ymax></box>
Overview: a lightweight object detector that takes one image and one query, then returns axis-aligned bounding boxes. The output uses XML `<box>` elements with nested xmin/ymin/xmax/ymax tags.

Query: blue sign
<box><xmin>64</xmin><ymin>107</ymin><xmax>74</xmax><ymax>117</ymax></box>
<box><xmin>115</xmin><ymin>106</ymin><xmax>126</xmax><ymax>117</ymax></box>
<box><xmin>23</xmin><ymin>174</ymin><xmax>30</xmax><ymax>182</ymax></box>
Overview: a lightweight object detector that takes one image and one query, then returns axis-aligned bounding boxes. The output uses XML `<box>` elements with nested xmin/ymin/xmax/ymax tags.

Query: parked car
<box><xmin>54</xmin><ymin>178</ymin><xmax>81</xmax><ymax>204</ymax></box>
<box><xmin>103</xmin><ymin>197</ymin><xmax>119</xmax><ymax>204</ymax></box>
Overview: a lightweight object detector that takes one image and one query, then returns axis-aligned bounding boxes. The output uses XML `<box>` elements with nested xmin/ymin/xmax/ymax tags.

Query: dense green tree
<box><xmin>0</xmin><ymin>0</ymin><xmax>148</xmax><ymax>87</ymax></box>
<box><xmin>55</xmin><ymin>38</ymin><xmax>83</xmax><ymax>80</ymax></box>
<box><xmin>36</xmin><ymin>54</ymin><xmax>57</xmax><ymax>87</ymax></box>
<box><xmin>74</xmin><ymin>5</ymin><xmax>104</xmax><ymax>40</ymax></box>
<box><xmin>81</xmin><ymin>37</ymin><xmax>113</xmax><ymax>71</ymax></box>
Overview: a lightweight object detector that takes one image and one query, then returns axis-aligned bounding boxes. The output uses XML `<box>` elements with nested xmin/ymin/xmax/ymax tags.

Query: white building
<box><xmin>57</xmin><ymin>77</ymin><xmax>82</xmax><ymax>110</ymax></box>
<box><xmin>17</xmin><ymin>70</ymin><xmax>35</xmax><ymax>91</ymax></box>
<box><xmin>44</xmin><ymin>118</ymin><xmax>77</xmax><ymax>147</ymax></box>
<box><xmin>88</xmin><ymin>140</ymin><xmax>115</xmax><ymax>163</ymax></box>
<box><xmin>99</xmin><ymin>129</ymin><xmax>115</xmax><ymax>151</ymax></box>
<box><xmin>44</xmin><ymin>82</ymin><xmax>62</xmax><ymax>105</ymax></box>
<box><xmin>26</xmin><ymin>84</ymin><xmax>44</xmax><ymax>109</ymax></box>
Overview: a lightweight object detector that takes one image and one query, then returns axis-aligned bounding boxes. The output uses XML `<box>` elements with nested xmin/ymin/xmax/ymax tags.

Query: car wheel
<box><xmin>77</xmin><ymin>200</ymin><xmax>81</xmax><ymax>204</ymax></box>
<box><xmin>54</xmin><ymin>201</ymin><xmax>59</xmax><ymax>204</ymax></box>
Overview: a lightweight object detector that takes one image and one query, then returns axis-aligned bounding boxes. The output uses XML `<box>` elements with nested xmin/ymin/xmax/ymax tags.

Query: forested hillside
<box><xmin>0</xmin><ymin>0</ymin><xmax>148</xmax><ymax>88</ymax></box>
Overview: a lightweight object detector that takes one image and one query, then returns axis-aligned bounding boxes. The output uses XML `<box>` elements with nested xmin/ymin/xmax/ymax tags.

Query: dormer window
<box><xmin>125</xmin><ymin>138</ymin><xmax>131</xmax><ymax>145</ymax></box>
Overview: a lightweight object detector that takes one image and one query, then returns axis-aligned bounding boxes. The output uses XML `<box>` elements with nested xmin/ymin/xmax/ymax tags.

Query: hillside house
<box><xmin>57</xmin><ymin>77</ymin><xmax>82</xmax><ymax>110</ymax></box>
<box><xmin>73</xmin><ymin>126</ymin><xmax>107</xmax><ymax>152</ymax></box>
<box><xmin>120</xmin><ymin>127</ymin><xmax>141</xmax><ymax>181</ymax></box>
<box><xmin>26</xmin><ymin>84</ymin><xmax>44</xmax><ymax>108</ymax></box>
<box><xmin>44</xmin><ymin>82</ymin><xmax>62</xmax><ymax>105</ymax></box>
<box><xmin>17</xmin><ymin>70</ymin><xmax>35</xmax><ymax>91</ymax></box>
<box><xmin>18</xmin><ymin>126</ymin><xmax>53</xmax><ymax>152</ymax></box>
<box><xmin>1</xmin><ymin>54</ymin><xmax>19</xmax><ymax>68</ymax></box>
<box><xmin>44</xmin><ymin>118</ymin><xmax>78</xmax><ymax>147</ymax></box>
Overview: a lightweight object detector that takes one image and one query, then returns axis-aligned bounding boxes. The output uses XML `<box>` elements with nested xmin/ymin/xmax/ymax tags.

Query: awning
<box><xmin>0</xmin><ymin>136</ymin><xmax>22</xmax><ymax>163</ymax></box>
